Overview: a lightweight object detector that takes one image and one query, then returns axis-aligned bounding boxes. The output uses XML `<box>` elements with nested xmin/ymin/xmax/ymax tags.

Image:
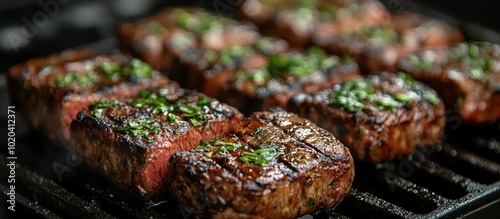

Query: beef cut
<box><xmin>223</xmin><ymin>47</ymin><xmax>360</xmax><ymax>114</ymax></box>
<box><xmin>70</xmin><ymin>87</ymin><xmax>243</xmax><ymax>199</ymax></box>
<box><xmin>168</xmin><ymin>110</ymin><xmax>354</xmax><ymax>218</ymax></box>
<box><xmin>7</xmin><ymin>49</ymin><xmax>173</xmax><ymax>144</ymax></box>
<box><xmin>118</xmin><ymin>7</ymin><xmax>260</xmax><ymax>72</ymax></box>
<box><xmin>287</xmin><ymin>72</ymin><xmax>445</xmax><ymax>163</ymax></box>
<box><xmin>399</xmin><ymin>42</ymin><xmax>500</xmax><ymax>125</ymax></box>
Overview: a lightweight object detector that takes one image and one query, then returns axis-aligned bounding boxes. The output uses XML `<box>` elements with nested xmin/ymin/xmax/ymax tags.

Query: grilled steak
<box><xmin>177</xmin><ymin>37</ymin><xmax>289</xmax><ymax>97</ymax></box>
<box><xmin>398</xmin><ymin>42</ymin><xmax>500</xmax><ymax>124</ymax></box>
<box><xmin>7</xmin><ymin>49</ymin><xmax>172</xmax><ymax>144</ymax></box>
<box><xmin>222</xmin><ymin>47</ymin><xmax>360</xmax><ymax>114</ymax></box>
<box><xmin>238</xmin><ymin>0</ymin><xmax>390</xmax><ymax>47</ymax></box>
<box><xmin>178</xmin><ymin>44</ymin><xmax>268</xmax><ymax>93</ymax></box>
<box><xmin>118</xmin><ymin>7</ymin><xmax>260</xmax><ymax>72</ymax></box>
<box><xmin>287</xmin><ymin>72</ymin><xmax>445</xmax><ymax>163</ymax></box>
<box><xmin>167</xmin><ymin>110</ymin><xmax>354</xmax><ymax>218</ymax></box>
<box><xmin>70</xmin><ymin>87</ymin><xmax>243</xmax><ymax>199</ymax></box>
<box><xmin>313</xmin><ymin>18</ymin><xmax>463</xmax><ymax>74</ymax></box>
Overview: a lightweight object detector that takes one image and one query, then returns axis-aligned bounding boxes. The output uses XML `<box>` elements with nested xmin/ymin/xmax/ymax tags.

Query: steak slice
<box><xmin>168</xmin><ymin>110</ymin><xmax>354</xmax><ymax>218</ymax></box>
<box><xmin>118</xmin><ymin>7</ymin><xmax>260</xmax><ymax>72</ymax></box>
<box><xmin>177</xmin><ymin>37</ymin><xmax>288</xmax><ymax>97</ymax></box>
<box><xmin>7</xmin><ymin>49</ymin><xmax>173</xmax><ymax>144</ymax></box>
<box><xmin>287</xmin><ymin>72</ymin><xmax>445</xmax><ymax>163</ymax></box>
<box><xmin>313</xmin><ymin>13</ymin><xmax>462</xmax><ymax>74</ymax></box>
<box><xmin>399</xmin><ymin>42</ymin><xmax>500</xmax><ymax>125</ymax></box>
<box><xmin>178</xmin><ymin>44</ymin><xmax>268</xmax><ymax>92</ymax></box>
<box><xmin>238</xmin><ymin>0</ymin><xmax>390</xmax><ymax>47</ymax></box>
<box><xmin>70</xmin><ymin>87</ymin><xmax>243</xmax><ymax>199</ymax></box>
<box><xmin>223</xmin><ymin>47</ymin><xmax>360</xmax><ymax>114</ymax></box>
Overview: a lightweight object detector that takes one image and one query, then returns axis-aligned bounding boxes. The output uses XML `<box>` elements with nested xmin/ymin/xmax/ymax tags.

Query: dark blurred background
<box><xmin>1</xmin><ymin>0</ymin><xmax>499</xmax><ymax>73</ymax></box>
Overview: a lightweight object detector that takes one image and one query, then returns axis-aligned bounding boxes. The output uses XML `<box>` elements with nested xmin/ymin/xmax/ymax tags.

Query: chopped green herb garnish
<box><xmin>268</xmin><ymin>47</ymin><xmax>338</xmax><ymax>79</ymax></box>
<box><xmin>470</xmin><ymin>67</ymin><xmax>484</xmax><ymax>79</ymax></box>
<box><xmin>197</xmin><ymin>140</ymin><xmax>211</xmax><ymax>150</ymax></box>
<box><xmin>330</xmin><ymin>80</ymin><xmax>374</xmax><ymax>112</ymax></box>
<box><xmin>291</xmin><ymin>6</ymin><xmax>314</xmax><ymax>25</ymax></box>
<box><xmin>145</xmin><ymin>21</ymin><xmax>165</xmax><ymax>35</ymax></box>
<box><xmin>132</xmin><ymin>90</ymin><xmax>209</xmax><ymax>126</ymax></box>
<box><xmin>251</xmin><ymin>128</ymin><xmax>266</xmax><ymax>136</ymax></box>
<box><xmin>170</xmin><ymin>33</ymin><xmax>193</xmax><ymax>50</ymax></box>
<box><xmin>196</xmin><ymin>140</ymin><xmax>242</xmax><ymax>155</ymax></box>
<box><xmin>255</xmin><ymin>37</ymin><xmax>277</xmax><ymax>55</ymax></box>
<box><xmin>132</xmin><ymin>91</ymin><xmax>168</xmax><ymax>114</ymax></box>
<box><xmin>308</xmin><ymin>198</ymin><xmax>316</xmax><ymax>206</ymax></box>
<box><xmin>358</xmin><ymin>26</ymin><xmax>397</xmax><ymax>44</ymax></box>
<box><xmin>407</xmin><ymin>55</ymin><xmax>433</xmax><ymax>72</ymax></box>
<box><xmin>235</xmin><ymin>69</ymin><xmax>270</xmax><ymax>86</ymax></box>
<box><xmin>210</xmin><ymin>140</ymin><xmax>242</xmax><ymax>149</ymax></box>
<box><xmin>118</xmin><ymin>119</ymin><xmax>161</xmax><ymax>142</ymax></box>
<box><xmin>400</xmin><ymin>72</ymin><xmax>416</xmax><ymax>86</ymax></box>
<box><xmin>202</xmin><ymin>50</ymin><xmax>218</xmax><ymax>63</ymax></box>
<box><xmin>239</xmin><ymin>144</ymin><xmax>282</xmax><ymax>167</ymax></box>
<box><xmin>297</xmin><ymin>0</ymin><xmax>314</xmax><ymax>9</ymax></box>
<box><xmin>357</xmin><ymin>127</ymin><xmax>363</xmax><ymax>137</ymax></box>
<box><xmin>90</xmin><ymin>100</ymin><xmax>120</xmax><ymax>117</ymax></box>
<box><xmin>168</xmin><ymin>112</ymin><xmax>181</xmax><ymax>123</ymax></box>
<box><xmin>176</xmin><ymin>9</ymin><xmax>226</xmax><ymax>38</ymax></box>
<box><xmin>158</xmin><ymin>88</ymin><xmax>169</xmax><ymax>96</ymax></box>
<box><xmin>190</xmin><ymin>118</ymin><xmax>202</xmax><ymax>127</ymax></box>
<box><xmin>394</xmin><ymin>93</ymin><xmax>415</xmax><ymax>104</ymax></box>
<box><xmin>375</xmin><ymin>96</ymin><xmax>399</xmax><ymax>112</ymax></box>
<box><xmin>101</xmin><ymin>61</ymin><xmax>122</xmax><ymax>82</ymax></box>
<box><xmin>177</xmin><ymin>10</ymin><xmax>199</xmax><ymax>30</ymax></box>
<box><xmin>483</xmin><ymin>57</ymin><xmax>492</xmax><ymax>72</ymax></box>
<box><xmin>467</xmin><ymin>42</ymin><xmax>480</xmax><ymax>59</ymax></box>
<box><xmin>423</xmin><ymin>92</ymin><xmax>440</xmax><ymax>106</ymax></box>
<box><xmin>123</xmin><ymin>59</ymin><xmax>153</xmax><ymax>79</ymax></box>
<box><xmin>447</xmin><ymin>43</ymin><xmax>493</xmax><ymax>82</ymax></box>
<box><xmin>55</xmin><ymin>71</ymin><xmax>97</xmax><ymax>88</ymax></box>
<box><xmin>219</xmin><ymin>45</ymin><xmax>250</xmax><ymax>66</ymax></box>
<box><xmin>332</xmin><ymin>95</ymin><xmax>366</xmax><ymax>112</ymax></box>
<box><xmin>456</xmin><ymin>94</ymin><xmax>465</xmax><ymax>106</ymax></box>
<box><xmin>101</xmin><ymin>59</ymin><xmax>154</xmax><ymax>82</ymax></box>
<box><xmin>234</xmin><ymin>47</ymin><xmax>340</xmax><ymax>88</ymax></box>
<box><xmin>319</xmin><ymin>4</ymin><xmax>338</xmax><ymax>21</ymax></box>
<box><xmin>196</xmin><ymin>96</ymin><xmax>211</xmax><ymax>107</ymax></box>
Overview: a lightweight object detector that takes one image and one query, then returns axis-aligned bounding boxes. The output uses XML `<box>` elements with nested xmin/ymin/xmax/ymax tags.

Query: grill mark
<box><xmin>253</xmin><ymin>111</ymin><xmax>349</xmax><ymax>163</ymax></box>
<box><xmin>224</xmin><ymin>120</ymin><xmax>299</xmax><ymax>181</ymax></box>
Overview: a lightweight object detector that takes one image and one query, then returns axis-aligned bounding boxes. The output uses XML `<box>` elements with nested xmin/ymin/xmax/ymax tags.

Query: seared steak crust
<box><xmin>70</xmin><ymin>87</ymin><xmax>243</xmax><ymax>199</ymax></box>
<box><xmin>287</xmin><ymin>72</ymin><xmax>445</xmax><ymax>163</ymax></box>
<box><xmin>237</xmin><ymin>0</ymin><xmax>390</xmax><ymax>47</ymax></box>
<box><xmin>224</xmin><ymin>48</ymin><xmax>360</xmax><ymax>115</ymax></box>
<box><xmin>168</xmin><ymin>110</ymin><xmax>354</xmax><ymax>218</ymax></box>
<box><xmin>178</xmin><ymin>44</ymin><xmax>270</xmax><ymax>93</ymax></box>
<box><xmin>399</xmin><ymin>42</ymin><xmax>500</xmax><ymax>124</ymax></box>
<box><xmin>313</xmin><ymin>19</ymin><xmax>463</xmax><ymax>74</ymax></box>
<box><xmin>7</xmin><ymin>49</ymin><xmax>172</xmax><ymax>144</ymax></box>
<box><xmin>118</xmin><ymin>7</ymin><xmax>260</xmax><ymax>72</ymax></box>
